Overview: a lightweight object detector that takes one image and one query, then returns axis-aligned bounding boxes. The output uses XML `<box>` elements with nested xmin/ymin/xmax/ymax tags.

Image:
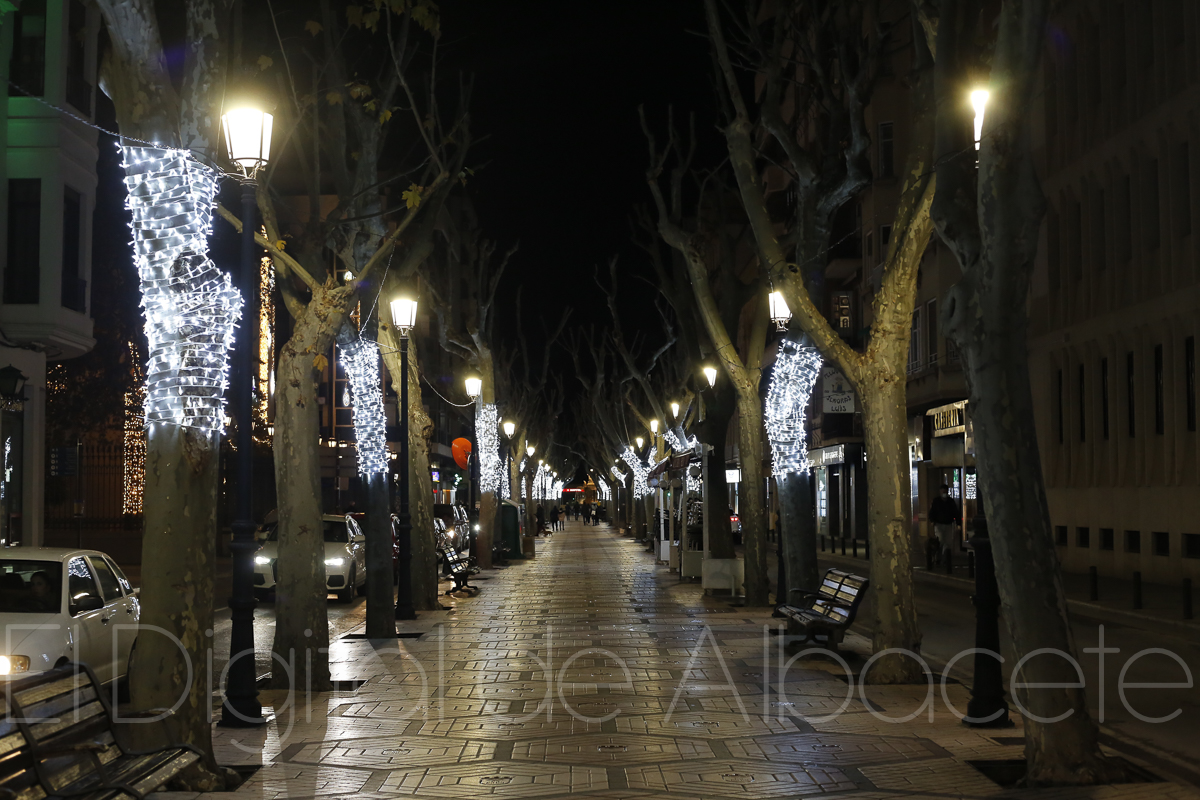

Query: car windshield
<box><xmin>0</xmin><ymin>560</ymin><xmax>61</xmax><ymax>613</ymax></box>
<box><xmin>263</xmin><ymin>520</ymin><xmax>349</xmax><ymax>543</ymax></box>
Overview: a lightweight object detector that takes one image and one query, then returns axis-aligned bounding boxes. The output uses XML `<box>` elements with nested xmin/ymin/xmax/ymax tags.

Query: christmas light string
<box><xmin>122</xmin><ymin>145</ymin><xmax>242</xmax><ymax>434</ymax></box>
<box><xmin>764</xmin><ymin>340</ymin><xmax>822</xmax><ymax>475</ymax></box>
<box><xmin>476</xmin><ymin>403</ymin><xmax>502</xmax><ymax>495</ymax></box>
<box><xmin>610</xmin><ymin>465</ymin><xmax>627</xmax><ymax>484</ymax></box>
<box><xmin>621</xmin><ymin>446</ymin><xmax>652</xmax><ymax>499</ymax></box>
<box><xmin>597</xmin><ymin>476</ymin><xmax>611</xmax><ymax>501</ymax></box>
<box><xmin>339</xmin><ymin>339</ymin><xmax>388</xmax><ymax>475</ymax></box>
<box><xmin>664</xmin><ymin>428</ymin><xmax>698</xmax><ymax>453</ymax></box>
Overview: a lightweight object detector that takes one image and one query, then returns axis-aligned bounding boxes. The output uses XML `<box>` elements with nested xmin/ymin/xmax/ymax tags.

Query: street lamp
<box><xmin>527</xmin><ymin>445</ymin><xmax>536</xmax><ymax>458</ymax></box>
<box><xmin>650</xmin><ymin>419</ymin><xmax>659</xmax><ymax>434</ymax></box>
<box><xmin>635</xmin><ymin>437</ymin><xmax>644</xmax><ymax>450</ymax></box>
<box><xmin>0</xmin><ymin>366</ymin><xmax>27</xmax><ymax>407</ymax></box>
<box><xmin>671</xmin><ymin>402</ymin><xmax>680</xmax><ymax>419</ymax></box>
<box><xmin>971</xmin><ymin>89</ymin><xmax>990</xmax><ymax>150</ymax></box>
<box><xmin>769</xmin><ymin>290</ymin><xmax>792</xmax><ymax>332</ymax></box>
<box><xmin>501</xmin><ymin>421</ymin><xmax>515</xmax><ymax>500</ymax></box>
<box><xmin>703</xmin><ymin>366</ymin><xmax>718</xmax><ymax>388</ymax></box>
<box><xmin>502</xmin><ymin>420</ymin><xmax>516</xmax><ymax>438</ymax></box>
<box><xmin>218</xmin><ymin>97</ymin><xmax>275</xmax><ymax>728</ymax></box>
<box><xmin>390</xmin><ymin>280</ymin><xmax>419</xmax><ymax>620</ymax></box>
<box><xmin>465</xmin><ymin>375</ymin><xmax>482</xmax><ymax>400</ymax></box>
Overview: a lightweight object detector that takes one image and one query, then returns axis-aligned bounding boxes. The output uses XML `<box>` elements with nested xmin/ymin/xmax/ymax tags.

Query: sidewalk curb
<box><xmin>817</xmin><ymin>551</ymin><xmax>1200</xmax><ymax>639</ymax></box>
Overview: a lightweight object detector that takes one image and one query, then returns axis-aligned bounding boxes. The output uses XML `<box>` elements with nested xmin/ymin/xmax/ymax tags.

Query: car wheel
<box><xmin>338</xmin><ymin>568</ymin><xmax>355</xmax><ymax>603</ymax></box>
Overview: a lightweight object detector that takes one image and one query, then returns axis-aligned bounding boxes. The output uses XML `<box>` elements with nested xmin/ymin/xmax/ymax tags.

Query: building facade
<box><xmin>1</xmin><ymin>0</ymin><xmax>100</xmax><ymax>546</ymax></box>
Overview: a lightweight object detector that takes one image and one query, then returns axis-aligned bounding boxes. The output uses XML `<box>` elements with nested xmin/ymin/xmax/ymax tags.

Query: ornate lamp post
<box><xmin>769</xmin><ymin>290</ymin><xmax>792</xmax><ymax>332</ymax></box>
<box><xmin>218</xmin><ymin>98</ymin><xmax>273</xmax><ymax>728</ymax></box>
<box><xmin>389</xmin><ymin>283</ymin><xmax>419</xmax><ymax>620</ymax></box>
<box><xmin>703</xmin><ymin>365</ymin><xmax>718</xmax><ymax>388</ymax></box>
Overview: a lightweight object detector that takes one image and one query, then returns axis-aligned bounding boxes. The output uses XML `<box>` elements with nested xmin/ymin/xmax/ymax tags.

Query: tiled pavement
<box><xmin>163</xmin><ymin>522</ymin><xmax>1200</xmax><ymax>799</ymax></box>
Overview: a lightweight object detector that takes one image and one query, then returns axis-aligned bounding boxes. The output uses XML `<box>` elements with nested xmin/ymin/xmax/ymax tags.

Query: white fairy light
<box><xmin>664</xmin><ymin>428</ymin><xmax>698</xmax><ymax>453</ymax></box>
<box><xmin>610</xmin><ymin>465</ymin><xmax>627</xmax><ymax>484</ymax></box>
<box><xmin>477</xmin><ymin>403</ymin><xmax>502</xmax><ymax>494</ymax></box>
<box><xmin>597</xmin><ymin>476</ymin><xmax>611</xmax><ymax>501</ymax></box>
<box><xmin>501</xmin><ymin>461</ymin><xmax>511</xmax><ymax>499</ymax></box>
<box><xmin>621</xmin><ymin>446</ymin><xmax>652</xmax><ymax>499</ymax></box>
<box><xmin>521</xmin><ymin>475</ymin><xmax>527</xmax><ymax>498</ymax></box>
<box><xmin>764</xmin><ymin>340</ymin><xmax>822</xmax><ymax>476</ymax></box>
<box><xmin>339</xmin><ymin>339</ymin><xmax>388</xmax><ymax>475</ymax></box>
<box><xmin>122</xmin><ymin>145</ymin><xmax>242</xmax><ymax>433</ymax></box>
<box><xmin>686</xmin><ymin>473</ymin><xmax>702</xmax><ymax>494</ymax></box>
<box><xmin>552</xmin><ymin>478</ymin><xmax>565</xmax><ymax>498</ymax></box>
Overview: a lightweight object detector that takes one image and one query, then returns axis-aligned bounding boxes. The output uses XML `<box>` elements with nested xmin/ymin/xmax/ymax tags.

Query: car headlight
<box><xmin>0</xmin><ymin>656</ymin><xmax>30</xmax><ymax>675</ymax></box>
<box><xmin>254</xmin><ymin>556</ymin><xmax>272</xmax><ymax>565</ymax></box>
<box><xmin>325</xmin><ymin>557</ymin><xmax>345</xmax><ymax>567</ymax></box>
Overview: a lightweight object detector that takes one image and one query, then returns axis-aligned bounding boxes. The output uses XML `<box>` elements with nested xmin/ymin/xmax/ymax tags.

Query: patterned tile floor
<box><xmin>161</xmin><ymin>522</ymin><xmax>1200</xmax><ymax>800</ymax></box>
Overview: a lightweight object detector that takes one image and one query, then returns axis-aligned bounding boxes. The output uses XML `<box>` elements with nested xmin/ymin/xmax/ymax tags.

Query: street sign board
<box><xmin>822</xmin><ymin>367</ymin><xmax>856</xmax><ymax>414</ymax></box>
<box><xmin>49</xmin><ymin>447</ymin><xmax>78</xmax><ymax>477</ymax></box>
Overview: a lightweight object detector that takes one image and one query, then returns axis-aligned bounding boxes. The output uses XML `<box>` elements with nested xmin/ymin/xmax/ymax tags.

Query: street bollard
<box><xmin>1132</xmin><ymin>571</ymin><xmax>1143</xmax><ymax>610</ymax></box>
<box><xmin>820</xmin><ymin>535</ymin><xmax>826</xmax><ymax>552</ymax></box>
<box><xmin>1184</xmin><ymin>578</ymin><xmax>1193</xmax><ymax>620</ymax></box>
<box><xmin>967</xmin><ymin>551</ymin><xmax>975</xmax><ymax>579</ymax></box>
<box><xmin>1089</xmin><ymin>566</ymin><xmax>1099</xmax><ymax>602</ymax></box>
<box><xmin>852</xmin><ymin>538</ymin><xmax>858</xmax><ymax>558</ymax></box>
<box><xmin>841</xmin><ymin>537</ymin><xmax>846</xmax><ymax>556</ymax></box>
<box><xmin>964</xmin><ymin>509</ymin><xmax>1011</xmax><ymax>727</ymax></box>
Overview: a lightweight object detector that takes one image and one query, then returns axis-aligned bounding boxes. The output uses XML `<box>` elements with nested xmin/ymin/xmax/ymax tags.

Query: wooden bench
<box><xmin>776</xmin><ymin>568</ymin><xmax>869</xmax><ymax>650</ymax></box>
<box><xmin>0</xmin><ymin>663</ymin><xmax>200</xmax><ymax>800</ymax></box>
<box><xmin>434</xmin><ymin>521</ymin><xmax>476</xmax><ymax>595</ymax></box>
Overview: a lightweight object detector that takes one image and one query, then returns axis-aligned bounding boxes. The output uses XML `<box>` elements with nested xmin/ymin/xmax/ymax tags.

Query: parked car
<box><xmin>0</xmin><ymin>548</ymin><xmax>139</xmax><ymax>684</ymax></box>
<box><xmin>253</xmin><ymin>514</ymin><xmax>367</xmax><ymax>602</ymax></box>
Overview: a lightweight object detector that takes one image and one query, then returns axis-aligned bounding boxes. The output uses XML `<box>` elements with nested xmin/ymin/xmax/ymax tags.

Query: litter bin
<box><xmin>499</xmin><ymin>499</ymin><xmax>523</xmax><ymax>559</ymax></box>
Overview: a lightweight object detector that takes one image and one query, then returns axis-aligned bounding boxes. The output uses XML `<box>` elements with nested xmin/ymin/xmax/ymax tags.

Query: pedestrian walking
<box><xmin>929</xmin><ymin>485</ymin><xmax>960</xmax><ymax>566</ymax></box>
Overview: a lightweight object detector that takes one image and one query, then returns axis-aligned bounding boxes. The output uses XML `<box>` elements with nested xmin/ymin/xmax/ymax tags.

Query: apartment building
<box><xmin>1</xmin><ymin>0</ymin><xmax>101</xmax><ymax>546</ymax></box>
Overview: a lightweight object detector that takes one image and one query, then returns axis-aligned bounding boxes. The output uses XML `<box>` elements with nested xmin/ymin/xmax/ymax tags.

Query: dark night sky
<box><xmin>439</xmin><ymin>2</ymin><xmax>715</xmax><ymax>344</ymax></box>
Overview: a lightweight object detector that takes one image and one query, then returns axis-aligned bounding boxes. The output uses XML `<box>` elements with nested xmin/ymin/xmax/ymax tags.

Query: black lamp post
<box><xmin>965</xmin><ymin>505</ymin><xmax>1011</xmax><ymax>727</ymax></box>
<box><xmin>218</xmin><ymin>99</ymin><xmax>273</xmax><ymax>728</ymax></box>
<box><xmin>390</xmin><ymin>286</ymin><xmax>418</xmax><ymax>620</ymax></box>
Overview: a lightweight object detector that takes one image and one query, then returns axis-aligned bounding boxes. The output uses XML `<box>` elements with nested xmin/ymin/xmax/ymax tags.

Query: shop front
<box><xmin>809</xmin><ymin>442</ymin><xmax>867</xmax><ymax>548</ymax></box>
<box><xmin>917</xmin><ymin>400</ymin><xmax>978</xmax><ymax>551</ymax></box>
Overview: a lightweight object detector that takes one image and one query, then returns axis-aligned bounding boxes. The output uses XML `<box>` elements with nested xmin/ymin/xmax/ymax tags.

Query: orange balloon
<box><xmin>451</xmin><ymin>438</ymin><xmax>473</xmax><ymax>469</ymax></box>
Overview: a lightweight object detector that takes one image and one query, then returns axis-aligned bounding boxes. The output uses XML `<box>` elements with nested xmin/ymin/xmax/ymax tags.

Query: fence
<box><xmin>44</xmin><ymin>443</ymin><xmax>143</xmax><ymax>561</ymax></box>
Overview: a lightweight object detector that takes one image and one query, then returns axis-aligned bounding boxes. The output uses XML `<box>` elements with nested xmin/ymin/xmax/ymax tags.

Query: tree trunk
<box><xmin>699</xmin><ymin>393</ymin><xmax>736</xmax><ymax>559</ymax></box>
<box><xmin>735</xmin><ymin>390</ymin><xmax>768</xmax><ymax>606</ymax></box>
<box><xmin>405</xmin><ymin>340</ymin><xmax>439</xmax><ymax>610</ymax></box>
<box><xmin>777</xmin><ymin>470</ymin><xmax>817</xmax><ymax>600</ymax></box>
<box><xmin>270</xmin><ymin>286</ymin><xmax>348</xmax><ymax>692</ymax></box>
<box><xmin>475</xmin><ymin>351</ymin><xmax>497</xmax><ymax>569</ymax></box>
<box><xmin>133</xmin><ymin>424</ymin><xmax>223</xmax><ymax>785</ymax></box>
<box><xmin>859</xmin><ymin>378</ymin><xmax>923</xmax><ymax>683</ymax></box>
<box><xmin>364</xmin><ymin>472</ymin><xmax>393</xmax><ymax>637</ymax></box>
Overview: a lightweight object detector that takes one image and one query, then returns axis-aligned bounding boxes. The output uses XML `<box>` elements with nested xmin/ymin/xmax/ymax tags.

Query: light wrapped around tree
<box><xmin>476</xmin><ymin>403</ymin><xmax>502</xmax><ymax>494</ymax></box>
<box><xmin>664</xmin><ymin>429</ymin><xmax>698</xmax><ymax>453</ymax></box>
<box><xmin>764</xmin><ymin>339</ymin><xmax>822</xmax><ymax>476</ymax></box>
<box><xmin>597</xmin><ymin>476</ymin><xmax>611</xmax><ymax>501</ymax></box>
<box><xmin>610</xmin><ymin>465</ymin><xmax>627</xmax><ymax>484</ymax></box>
<box><xmin>620</xmin><ymin>446</ymin><xmax>651</xmax><ymax>499</ymax></box>
<box><xmin>339</xmin><ymin>339</ymin><xmax>388</xmax><ymax>475</ymax></box>
<box><xmin>122</xmin><ymin>146</ymin><xmax>242</xmax><ymax>433</ymax></box>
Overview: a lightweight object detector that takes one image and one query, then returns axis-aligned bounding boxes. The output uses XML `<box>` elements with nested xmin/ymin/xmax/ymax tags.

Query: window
<box><xmin>1100</xmin><ymin>528</ymin><xmax>1115</xmax><ymax>551</ymax></box>
<box><xmin>1076</xmin><ymin>527</ymin><xmax>1090</xmax><ymax>548</ymax></box>
<box><xmin>1056</xmin><ymin>369</ymin><xmax>1064</xmax><ymax>443</ymax></box>
<box><xmin>1155</xmin><ymin>344</ymin><xmax>1165</xmax><ymax>435</ymax></box>
<box><xmin>4</xmin><ymin>179</ymin><xmax>41</xmax><ymax>305</ymax></box>
<box><xmin>1125</xmin><ymin>529</ymin><xmax>1141</xmax><ymax>553</ymax></box>
<box><xmin>1145</xmin><ymin>159</ymin><xmax>1160</xmax><ymax>249</ymax></box>
<box><xmin>926</xmin><ymin>299</ymin><xmax>938</xmax><ymax>367</ymax></box>
<box><xmin>880</xmin><ymin>224</ymin><xmax>892</xmax><ymax>252</ymax></box>
<box><xmin>8</xmin><ymin>0</ymin><xmax>47</xmax><ymax>97</ymax></box>
<box><xmin>1101</xmin><ymin>357</ymin><xmax>1110</xmax><ymax>439</ymax></box>
<box><xmin>1153</xmin><ymin>531</ymin><xmax>1170</xmax><ymax>557</ymax></box>
<box><xmin>66</xmin><ymin>557</ymin><xmax>97</xmax><ymax>606</ymax></box>
<box><xmin>1187</xmin><ymin>337</ymin><xmax>1196</xmax><ymax>432</ymax></box>
<box><xmin>88</xmin><ymin>558</ymin><xmax>123</xmax><ymax>603</ymax></box>
<box><xmin>1127</xmin><ymin>352</ymin><xmax>1136</xmax><ymax>437</ymax></box>
<box><xmin>877</xmin><ymin>122</ymin><xmax>895</xmax><ymax>179</ymax></box>
<box><xmin>907</xmin><ymin>307</ymin><xmax>924</xmax><ymax>374</ymax></box>
<box><xmin>1184</xmin><ymin>534</ymin><xmax>1200</xmax><ymax>559</ymax></box>
<box><xmin>1056</xmin><ymin>526</ymin><xmax>1068</xmax><ymax>546</ymax></box>
<box><xmin>1078</xmin><ymin>364</ymin><xmax>1086</xmax><ymax>442</ymax></box>
<box><xmin>1175</xmin><ymin>143</ymin><xmax>1192</xmax><ymax>237</ymax></box>
<box><xmin>62</xmin><ymin>188</ymin><xmax>85</xmax><ymax>312</ymax></box>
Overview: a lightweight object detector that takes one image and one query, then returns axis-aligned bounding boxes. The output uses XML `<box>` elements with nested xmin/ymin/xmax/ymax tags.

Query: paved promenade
<box><xmin>169</xmin><ymin>522</ymin><xmax>1200</xmax><ymax>799</ymax></box>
